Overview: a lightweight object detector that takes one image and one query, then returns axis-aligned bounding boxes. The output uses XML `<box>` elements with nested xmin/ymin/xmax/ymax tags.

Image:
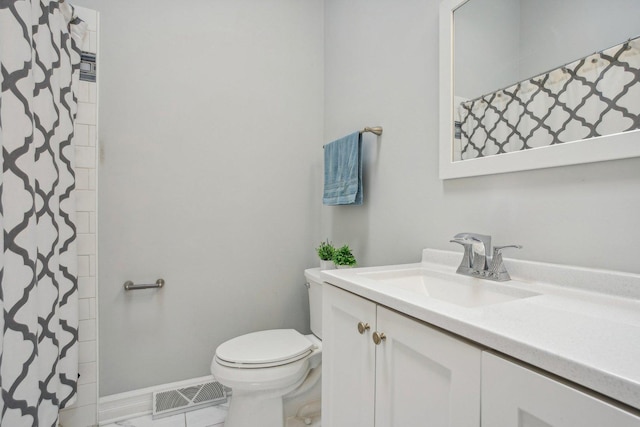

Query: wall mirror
<box><xmin>439</xmin><ymin>0</ymin><xmax>640</xmax><ymax>179</ymax></box>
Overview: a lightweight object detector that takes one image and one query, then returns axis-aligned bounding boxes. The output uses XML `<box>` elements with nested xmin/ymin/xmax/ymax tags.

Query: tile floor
<box><xmin>101</xmin><ymin>405</ymin><xmax>227</xmax><ymax>427</ymax></box>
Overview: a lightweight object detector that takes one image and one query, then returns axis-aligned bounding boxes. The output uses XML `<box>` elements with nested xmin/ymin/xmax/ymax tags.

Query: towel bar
<box><xmin>323</xmin><ymin>126</ymin><xmax>383</xmax><ymax>148</ymax></box>
<box><xmin>124</xmin><ymin>278</ymin><xmax>165</xmax><ymax>291</ymax></box>
<box><xmin>360</xmin><ymin>126</ymin><xmax>383</xmax><ymax>136</ymax></box>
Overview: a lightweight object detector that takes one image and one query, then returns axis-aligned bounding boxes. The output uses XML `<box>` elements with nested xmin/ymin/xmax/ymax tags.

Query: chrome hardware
<box><xmin>124</xmin><ymin>278</ymin><xmax>165</xmax><ymax>291</ymax></box>
<box><xmin>304</xmin><ymin>282</ymin><xmax>311</xmax><ymax>289</ymax></box>
<box><xmin>372</xmin><ymin>331</ymin><xmax>386</xmax><ymax>345</ymax></box>
<box><xmin>450</xmin><ymin>232</ymin><xmax>492</xmax><ymax>272</ymax></box>
<box><xmin>357</xmin><ymin>322</ymin><xmax>370</xmax><ymax>334</ymax></box>
<box><xmin>489</xmin><ymin>245</ymin><xmax>523</xmax><ymax>281</ymax></box>
<box><xmin>450</xmin><ymin>233</ymin><xmax>521</xmax><ymax>282</ymax></box>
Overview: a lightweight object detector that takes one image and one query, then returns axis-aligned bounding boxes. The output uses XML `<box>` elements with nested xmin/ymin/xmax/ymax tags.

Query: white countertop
<box><xmin>320</xmin><ymin>249</ymin><xmax>640</xmax><ymax>411</ymax></box>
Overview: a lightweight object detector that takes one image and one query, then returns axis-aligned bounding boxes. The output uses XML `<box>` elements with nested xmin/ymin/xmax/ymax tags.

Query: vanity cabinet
<box><xmin>482</xmin><ymin>352</ymin><xmax>640</xmax><ymax>427</ymax></box>
<box><xmin>322</xmin><ymin>283</ymin><xmax>376</xmax><ymax>426</ymax></box>
<box><xmin>322</xmin><ymin>284</ymin><xmax>481</xmax><ymax>427</ymax></box>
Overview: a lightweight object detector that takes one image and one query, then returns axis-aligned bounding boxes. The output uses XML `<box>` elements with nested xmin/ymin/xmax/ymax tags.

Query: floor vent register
<box><xmin>152</xmin><ymin>380</ymin><xmax>227</xmax><ymax>418</ymax></box>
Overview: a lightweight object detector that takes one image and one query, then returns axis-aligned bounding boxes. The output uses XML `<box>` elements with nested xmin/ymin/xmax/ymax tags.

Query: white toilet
<box><xmin>211</xmin><ymin>268</ymin><xmax>323</xmax><ymax>427</ymax></box>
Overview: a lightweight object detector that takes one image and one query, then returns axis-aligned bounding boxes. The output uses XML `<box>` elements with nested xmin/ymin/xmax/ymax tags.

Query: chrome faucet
<box><xmin>450</xmin><ymin>233</ymin><xmax>521</xmax><ymax>281</ymax></box>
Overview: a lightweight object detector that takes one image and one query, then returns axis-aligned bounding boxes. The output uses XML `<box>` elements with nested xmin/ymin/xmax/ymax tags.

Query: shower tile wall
<box><xmin>59</xmin><ymin>6</ymin><xmax>99</xmax><ymax>427</ymax></box>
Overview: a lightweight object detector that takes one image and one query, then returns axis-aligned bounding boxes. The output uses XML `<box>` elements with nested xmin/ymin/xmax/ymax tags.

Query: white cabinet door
<box><xmin>322</xmin><ymin>285</ymin><xmax>377</xmax><ymax>427</ymax></box>
<box><xmin>375</xmin><ymin>306</ymin><xmax>481</xmax><ymax>427</ymax></box>
<box><xmin>482</xmin><ymin>352</ymin><xmax>640</xmax><ymax>427</ymax></box>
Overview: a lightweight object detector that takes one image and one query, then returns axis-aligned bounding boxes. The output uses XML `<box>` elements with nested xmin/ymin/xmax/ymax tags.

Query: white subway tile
<box><xmin>89</xmin><ymin>211</ymin><xmax>96</xmax><ymax>233</ymax></box>
<box><xmin>74</xmin><ymin>383</ymin><xmax>97</xmax><ymax>407</ymax></box>
<box><xmin>88</xmin><ymin>125</ymin><xmax>96</xmax><ymax>146</ymax></box>
<box><xmin>76</xmin><ymin>211</ymin><xmax>90</xmax><ymax>233</ymax></box>
<box><xmin>77</xmin><ymin>233</ymin><xmax>96</xmax><ymax>256</ymax></box>
<box><xmin>88</xmin><ymin>169</ymin><xmax>96</xmax><ymax>190</ymax></box>
<box><xmin>81</xmin><ymin>31</ymin><xmax>93</xmax><ymax>52</ymax></box>
<box><xmin>76</xmin><ymin>190</ymin><xmax>96</xmax><ymax>212</ymax></box>
<box><xmin>69</xmin><ymin>14</ymin><xmax>98</xmax><ymax>427</ymax></box>
<box><xmin>77</xmin><ymin>102</ymin><xmax>96</xmax><ymax>125</ymax></box>
<box><xmin>89</xmin><ymin>254</ymin><xmax>96</xmax><ymax>276</ymax></box>
<box><xmin>78</xmin><ymin>276</ymin><xmax>96</xmax><ymax>298</ymax></box>
<box><xmin>78</xmin><ymin>255</ymin><xmax>90</xmax><ymax>277</ymax></box>
<box><xmin>78</xmin><ymin>81</ymin><xmax>90</xmax><ymax>103</ymax></box>
<box><xmin>80</xmin><ymin>29</ymin><xmax>96</xmax><ymax>54</ymax></box>
<box><xmin>75</xmin><ymin>168</ymin><xmax>89</xmax><ymax>190</ymax></box>
<box><xmin>89</xmin><ymin>82</ymin><xmax>97</xmax><ymax>104</ymax></box>
<box><xmin>74</xmin><ymin>124</ymin><xmax>89</xmax><ymax>146</ymax></box>
<box><xmin>79</xmin><ymin>319</ymin><xmax>96</xmax><ymax>342</ymax></box>
<box><xmin>80</xmin><ymin>31</ymin><xmax>90</xmax><ymax>53</ymax></box>
<box><xmin>76</xmin><ymin>146</ymin><xmax>96</xmax><ymax>169</ymax></box>
<box><xmin>79</xmin><ymin>340</ymin><xmax>96</xmax><ymax>363</ymax></box>
<box><xmin>78</xmin><ymin>298</ymin><xmax>90</xmax><ymax>320</ymax></box>
<box><xmin>78</xmin><ymin>362</ymin><xmax>97</xmax><ymax>385</ymax></box>
<box><xmin>88</xmin><ymin>297</ymin><xmax>96</xmax><ymax>318</ymax></box>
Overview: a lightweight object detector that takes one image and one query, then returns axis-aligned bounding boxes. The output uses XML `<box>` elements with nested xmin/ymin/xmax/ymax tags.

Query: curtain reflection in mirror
<box><xmin>455</xmin><ymin>38</ymin><xmax>640</xmax><ymax>161</ymax></box>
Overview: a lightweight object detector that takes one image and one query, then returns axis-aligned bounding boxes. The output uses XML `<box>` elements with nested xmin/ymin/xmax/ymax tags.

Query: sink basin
<box><xmin>359</xmin><ymin>268</ymin><xmax>539</xmax><ymax>308</ymax></box>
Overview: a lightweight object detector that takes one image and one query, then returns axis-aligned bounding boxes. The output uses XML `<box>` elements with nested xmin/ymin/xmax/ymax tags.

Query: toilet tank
<box><xmin>304</xmin><ymin>268</ymin><xmax>324</xmax><ymax>339</ymax></box>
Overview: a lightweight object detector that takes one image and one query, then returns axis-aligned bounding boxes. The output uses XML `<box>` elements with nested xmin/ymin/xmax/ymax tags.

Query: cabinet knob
<box><xmin>357</xmin><ymin>322</ymin><xmax>370</xmax><ymax>334</ymax></box>
<box><xmin>373</xmin><ymin>331</ymin><xmax>386</xmax><ymax>345</ymax></box>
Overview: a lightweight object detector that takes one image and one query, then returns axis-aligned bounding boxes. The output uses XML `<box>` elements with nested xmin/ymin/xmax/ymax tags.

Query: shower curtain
<box><xmin>0</xmin><ymin>1</ymin><xmax>86</xmax><ymax>426</ymax></box>
<box><xmin>457</xmin><ymin>38</ymin><xmax>640</xmax><ymax>160</ymax></box>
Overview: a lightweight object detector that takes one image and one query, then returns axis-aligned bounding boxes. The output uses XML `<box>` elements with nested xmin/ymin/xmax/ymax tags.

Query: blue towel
<box><xmin>323</xmin><ymin>132</ymin><xmax>363</xmax><ymax>206</ymax></box>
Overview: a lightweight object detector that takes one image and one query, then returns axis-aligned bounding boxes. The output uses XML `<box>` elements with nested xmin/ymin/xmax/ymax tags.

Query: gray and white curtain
<box><xmin>457</xmin><ymin>38</ymin><xmax>640</xmax><ymax>160</ymax></box>
<box><xmin>0</xmin><ymin>1</ymin><xmax>86</xmax><ymax>426</ymax></box>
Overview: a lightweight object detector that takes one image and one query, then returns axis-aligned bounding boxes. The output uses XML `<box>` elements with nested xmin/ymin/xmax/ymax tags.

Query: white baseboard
<box><xmin>98</xmin><ymin>375</ymin><xmax>215</xmax><ymax>425</ymax></box>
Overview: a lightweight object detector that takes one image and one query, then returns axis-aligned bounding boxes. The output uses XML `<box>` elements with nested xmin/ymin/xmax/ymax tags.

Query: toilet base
<box><xmin>285</xmin><ymin>398</ymin><xmax>321</xmax><ymax>426</ymax></box>
<box><xmin>211</xmin><ymin>334</ymin><xmax>322</xmax><ymax>427</ymax></box>
<box><xmin>222</xmin><ymin>364</ymin><xmax>321</xmax><ymax>427</ymax></box>
<box><xmin>225</xmin><ymin>392</ymin><xmax>284</xmax><ymax>427</ymax></box>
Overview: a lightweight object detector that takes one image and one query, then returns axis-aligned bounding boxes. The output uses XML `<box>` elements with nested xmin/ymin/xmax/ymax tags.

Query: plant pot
<box><xmin>320</xmin><ymin>260</ymin><xmax>335</xmax><ymax>270</ymax></box>
<box><xmin>336</xmin><ymin>264</ymin><xmax>354</xmax><ymax>269</ymax></box>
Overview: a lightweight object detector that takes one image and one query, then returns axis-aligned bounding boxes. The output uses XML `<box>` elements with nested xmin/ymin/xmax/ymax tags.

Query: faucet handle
<box><xmin>489</xmin><ymin>245</ymin><xmax>522</xmax><ymax>281</ymax></box>
<box><xmin>493</xmin><ymin>245</ymin><xmax>522</xmax><ymax>254</ymax></box>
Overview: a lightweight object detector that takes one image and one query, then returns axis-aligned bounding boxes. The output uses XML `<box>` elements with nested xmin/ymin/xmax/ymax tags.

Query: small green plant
<box><xmin>333</xmin><ymin>244</ymin><xmax>356</xmax><ymax>267</ymax></box>
<box><xmin>316</xmin><ymin>240</ymin><xmax>335</xmax><ymax>261</ymax></box>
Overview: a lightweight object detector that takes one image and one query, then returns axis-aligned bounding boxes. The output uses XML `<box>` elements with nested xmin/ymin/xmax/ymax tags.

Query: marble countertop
<box><xmin>320</xmin><ymin>249</ymin><xmax>640</xmax><ymax>411</ymax></box>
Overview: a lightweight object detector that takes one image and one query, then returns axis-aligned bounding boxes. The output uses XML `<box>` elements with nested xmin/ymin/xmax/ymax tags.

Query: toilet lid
<box><xmin>216</xmin><ymin>329</ymin><xmax>314</xmax><ymax>368</ymax></box>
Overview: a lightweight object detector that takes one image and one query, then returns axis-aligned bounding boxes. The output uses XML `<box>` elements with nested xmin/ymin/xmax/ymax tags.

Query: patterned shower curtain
<box><xmin>0</xmin><ymin>1</ymin><xmax>86</xmax><ymax>426</ymax></box>
<box><xmin>456</xmin><ymin>37</ymin><xmax>640</xmax><ymax>160</ymax></box>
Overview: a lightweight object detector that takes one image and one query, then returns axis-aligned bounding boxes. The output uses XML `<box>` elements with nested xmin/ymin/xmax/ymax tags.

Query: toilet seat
<box><xmin>215</xmin><ymin>329</ymin><xmax>314</xmax><ymax>369</ymax></box>
<box><xmin>211</xmin><ymin>271</ymin><xmax>324</xmax><ymax>427</ymax></box>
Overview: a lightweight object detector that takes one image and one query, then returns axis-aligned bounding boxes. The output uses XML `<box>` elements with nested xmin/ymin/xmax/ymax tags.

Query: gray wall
<box><xmin>324</xmin><ymin>0</ymin><xmax>640</xmax><ymax>273</ymax></box>
<box><xmin>72</xmin><ymin>0</ymin><xmax>324</xmax><ymax>395</ymax></box>
<box><xmin>454</xmin><ymin>0</ymin><xmax>520</xmax><ymax>99</ymax></box>
<box><xmin>74</xmin><ymin>0</ymin><xmax>640</xmax><ymax>397</ymax></box>
<box><xmin>455</xmin><ymin>0</ymin><xmax>640</xmax><ymax>98</ymax></box>
<box><xmin>519</xmin><ymin>0</ymin><xmax>640</xmax><ymax>80</ymax></box>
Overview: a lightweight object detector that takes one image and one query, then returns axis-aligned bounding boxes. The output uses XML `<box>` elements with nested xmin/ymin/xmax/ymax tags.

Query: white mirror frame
<box><xmin>439</xmin><ymin>0</ymin><xmax>640</xmax><ymax>180</ymax></box>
